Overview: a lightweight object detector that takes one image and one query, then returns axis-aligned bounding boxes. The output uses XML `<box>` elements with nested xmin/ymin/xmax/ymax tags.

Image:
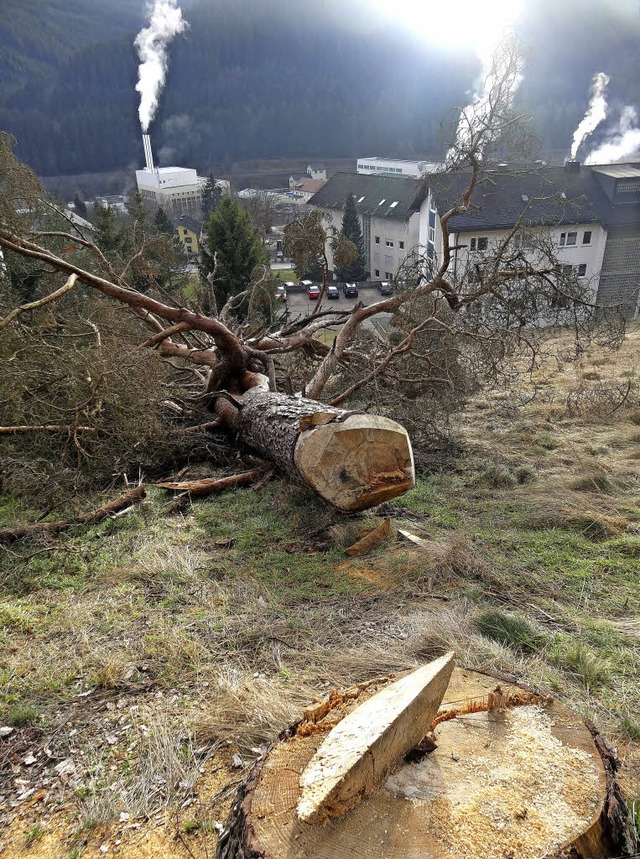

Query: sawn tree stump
<box><xmin>215</xmin><ymin>667</ymin><xmax>635</xmax><ymax>859</ymax></box>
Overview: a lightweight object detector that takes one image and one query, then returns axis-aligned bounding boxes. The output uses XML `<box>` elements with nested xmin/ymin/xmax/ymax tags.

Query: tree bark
<box><xmin>221</xmin><ymin>386</ymin><xmax>415</xmax><ymax>512</ymax></box>
<box><xmin>215</xmin><ymin>668</ymin><xmax>634</xmax><ymax>859</ymax></box>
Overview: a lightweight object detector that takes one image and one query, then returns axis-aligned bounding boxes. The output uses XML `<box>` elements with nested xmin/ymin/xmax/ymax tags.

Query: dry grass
<box><xmin>0</xmin><ymin>328</ymin><xmax>639</xmax><ymax>856</ymax></box>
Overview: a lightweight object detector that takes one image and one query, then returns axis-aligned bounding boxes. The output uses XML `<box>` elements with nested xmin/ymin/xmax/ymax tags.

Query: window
<box><xmin>375</xmin><ymin>236</ymin><xmax>380</xmax><ymax>244</ymax></box>
<box><xmin>470</xmin><ymin>238</ymin><xmax>477</xmax><ymax>251</ymax></box>
<box><xmin>582</xmin><ymin>231</ymin><xmax>592</xmax><ymax>245</ymax></box>
<box><xmin>577</xmin><ymin>264</ymin><xmax>587</xmax><ymax>277</ymax></box>
<box><xmin>385</xmin><ymin>271</ymin><xmax>393</xmax><ymax>279</ymax></box>
<box><xmin>384</xmin><ymin>254</ymin><xmax>393</xmax><ymax>265</ymax></box>
<box><xmin>185</xmin><ymin>237</ymin><xmax>192</xmax><ymax>244</ymax></box>
<box><xmin>559</xmin><ymin>231</ymin><xmax>577</xmax><ymax>246</ymax></box>
<box><xmin>428</xmin><ymin>227</ymin><xmax>435</xmax><ymax>243</ymax></box>
<box><xmin>478</xmin><ymin>237</ymin><xmax>488</xmax><ymax>250</ymax></box>
<box><xmin>374</xmin><ymin>269</ymin><xmax>380</xmax><ymax>277</ymax></box>
<box><xmin>374</xmin><ymin>252</ymin><xmax>380</xmax><ymax>262</ymax></box>
<box><xmin>386</xmin><ymin>239</ymin><xmax>394</xmax><ymax>247</ymax></box>
<box><xmin>399</xmin><ymin>241</ymin><xmax>404</xmax><ymax>249</ymax></box>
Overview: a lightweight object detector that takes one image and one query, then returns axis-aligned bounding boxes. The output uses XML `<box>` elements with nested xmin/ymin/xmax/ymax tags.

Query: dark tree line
<box><xmin>1</xmin><ymin>0</ymin><xmax>640</xmax><ymax>177</ymax></box>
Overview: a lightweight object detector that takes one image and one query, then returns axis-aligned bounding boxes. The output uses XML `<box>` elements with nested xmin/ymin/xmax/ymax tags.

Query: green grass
<box><xmin>1</xmin><ymin>352</ymin><xmax>639</xmax><ymax>836</ymax></box>
<box><xmin>474</xmin><ymin>609</ymin><xmax>545</xmax><ymax>654</ymax></box>
<box><xmin>274</xmin><ymin>269</ymin><xmax>297</xmax><ymax>284</ymax></box>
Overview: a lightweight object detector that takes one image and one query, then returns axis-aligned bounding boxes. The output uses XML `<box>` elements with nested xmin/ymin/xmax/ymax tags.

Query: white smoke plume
<box><xmin>447</xmin><ymin>34</ymin><xmax>524</xmax><ymax>165</ymax></box>
<box><xmin>570</xmin><ymin>72</ymin><xmax>610</xmax><ymax>159</ymax></box>
<box><xmin>135</xmin><ymin>0</ymin><xmax>187</xmax><ymax>133</ymax></box>
<box><xmin>585</xmin><ymin>105</ymin><xmax>640</xmax><ymax>164</ymax></box>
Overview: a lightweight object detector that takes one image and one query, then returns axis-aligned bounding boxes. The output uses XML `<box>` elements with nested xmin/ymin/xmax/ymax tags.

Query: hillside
<box><xmin>0</xmin><ymin>329</ymin><xmax>638</xmax><ymax>857</ymax></box>
<box><xmin>0</xmin><ymin>0</ymin><xmax>144</xmax><ymax>95</ymax></box>
<box><xmin>1</xmin><ymin>0</ymin><xmax>640</xmax><ymax>177</ymax></box>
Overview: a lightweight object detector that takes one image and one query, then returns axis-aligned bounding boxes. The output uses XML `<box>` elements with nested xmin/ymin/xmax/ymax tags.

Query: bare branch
<box><xmin>0</xmin><ymin>273</ymin><xmax>78</xmax><ymax>332</ymax></box>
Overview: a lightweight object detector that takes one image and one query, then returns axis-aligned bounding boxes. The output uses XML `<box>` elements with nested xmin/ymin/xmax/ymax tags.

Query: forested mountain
<box><xmin>1</xmin><ymin>0</ymin><xmax>639</xmax><ymax>177</ymax></box>
<box><xmin>0</xmin><ymin>0</ymin><xmax>144</xmax><ymax>96</ymax></box>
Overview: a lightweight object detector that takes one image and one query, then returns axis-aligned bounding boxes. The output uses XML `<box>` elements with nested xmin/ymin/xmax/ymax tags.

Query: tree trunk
<box><xmin>215</xmin><ymin>668</ymin><xmax>634</xmax><ymax>859</ymax></box>
<box><xmin>222</xmin><ymin>386</ymin><xmax>415</xmax><ymax>512</ymax></box>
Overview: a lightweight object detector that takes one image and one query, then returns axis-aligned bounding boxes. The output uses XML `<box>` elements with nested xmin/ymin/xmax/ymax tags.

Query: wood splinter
<box><xmin>296</xmin><ymin>652</ymin><xmax>455</xmax><ymax>825</ymax></box>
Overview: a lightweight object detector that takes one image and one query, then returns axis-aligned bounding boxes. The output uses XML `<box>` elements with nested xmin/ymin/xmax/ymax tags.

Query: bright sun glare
<box><xmin>368</xmin><ymin>0</ymin><xmax>523</xmax><ymax>62</ymax></box>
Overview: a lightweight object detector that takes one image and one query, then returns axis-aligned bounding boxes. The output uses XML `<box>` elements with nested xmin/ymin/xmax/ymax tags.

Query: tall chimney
<box><xmin>142</xmin><ymin>134</ymin><xmax>155</xmax><ymax>172</ymax></box>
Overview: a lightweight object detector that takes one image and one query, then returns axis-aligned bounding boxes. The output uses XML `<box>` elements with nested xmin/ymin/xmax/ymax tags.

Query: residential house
<box><xmin>308</xmin><ymin>162</ymin><xmax>640</xmax><ymax>318</ymax></box>
<box><xmin>428</xmin><ymin>162</ymin><xmax>640</xmax><ymax>318</ymax></box>
<box><xmin>307</xmin><ymin>164</ymin><xmax>327</xmax><ymax>181</ymax></box>
<box><xmin>288</xmin><ymin>176</ymin><xmax>326</xmax><ymax>204</ymax></box>
<box><xmin>307</xmin><ymin>172</ymin><xmax>429</xmax><ymax>280</ymax></box>
<box><xmin>585</xmin><ymin>163</ymin><xmax>640</xmax><ymax>317</ymax></box>
<box><xmin>428</xmin><ymin>166</ymin><xmax>606</xmax><ymax>305</ymax></box>
<box><xmin>172</xmin><ymin>214</ymin><xmax>203</xmax><ymax>259</ymax></box>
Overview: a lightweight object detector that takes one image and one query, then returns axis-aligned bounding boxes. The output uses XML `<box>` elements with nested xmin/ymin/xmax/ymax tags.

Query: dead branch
<box><xmin>0</xmin><ymin>273</ymin><xmax>78</xmax><ymax>332</ymax></box>
<box><xmin>156</xmin><ymin>468</ymin><xmax>266</xmax><ymax>497</ymax></box>
<box><xmin>0</xmin><ymin>485</ymin><xmax>147</xmax><ymax>543</ymax></box>
<box><xmin>345</xmin><ymin>518</ymin><xmax>391</xmax><ymax>556</ymax></box>
<box><xmin>0</xmin><ymin>424</ymin><xmax>96</xmax><ymax>435</ymax></box>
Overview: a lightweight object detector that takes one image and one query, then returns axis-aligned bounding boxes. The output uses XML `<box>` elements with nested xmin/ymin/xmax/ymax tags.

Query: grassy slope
<box><xmin>0</xmin><ymin>331</ymin><xmax>638</xmax><ymax>856</ymax></box>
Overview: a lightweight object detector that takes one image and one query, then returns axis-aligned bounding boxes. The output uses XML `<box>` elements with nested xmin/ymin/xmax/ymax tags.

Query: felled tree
<box><xmin>0</xmin><ymin>40</ymin><xmax>625</xmax><ymax>511</ymax></box>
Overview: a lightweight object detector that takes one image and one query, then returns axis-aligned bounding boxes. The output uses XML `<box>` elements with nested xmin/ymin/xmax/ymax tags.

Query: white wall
<box><xmin>318</xmin><ymin>207</ymin><xmax>421</xmax><ymax>279</ymax></box>
<box><xmin>448</xmin><ymin>223</ymin><xmax>607</xmax><ymax>303</ymax></box>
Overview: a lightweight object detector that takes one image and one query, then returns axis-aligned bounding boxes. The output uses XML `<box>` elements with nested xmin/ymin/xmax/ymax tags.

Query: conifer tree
<box><xmin>201</xmin><ymin>175</ymin><xmax>222</xmax><ymax>219</ymax></box>
<box><xmin>201</xmin><ymin>198</ymin><xmax>268</xmax><ymax>312</ymax></box>
<box><xmin>73</xmin><ymin>194</ymin><xmax>87</xmax><ymax>219</ymax></box>
<box><xmin>335</xmin><ymin>193</ymin><xmax>367</xmax><ymax>282</ymax></box>
<box><xmin>154</xmin><ymin>207</ymin><xmax>174</xmax><ymax>236</ymax></box>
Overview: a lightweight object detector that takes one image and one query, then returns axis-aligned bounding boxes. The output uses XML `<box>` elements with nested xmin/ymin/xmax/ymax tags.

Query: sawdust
<box><xmin>387</xmin><ymin>704</ymin><xmax>603</xmax><ymax>859</ymax></box>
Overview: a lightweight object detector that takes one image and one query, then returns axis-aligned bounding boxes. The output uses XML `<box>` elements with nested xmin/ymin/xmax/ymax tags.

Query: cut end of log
<box><xmin>294</xmin><ymin>414</ymin><xmax>415</xmax><ymax>512</ymax></box>
<box><xmin>296</xmin><ymin>653</ymin><xmax>455</xmax><ymax>825</ymax></box>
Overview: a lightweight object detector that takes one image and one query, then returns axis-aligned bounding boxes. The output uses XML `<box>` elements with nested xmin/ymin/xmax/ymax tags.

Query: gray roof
<box><xmin>308</xmin><ymin>172</ymin><xmax>427</xmax><ymax>221</ymax></box>
<box><xmin>428</xmin><ymin>167</ymin><xmax>601</xmax><ymax>233</ymax></box>
<box><xmin>172</xmin><ymin>214</ymin><xmax>203</xmax><ymax>233</ymax></box>
<box><xmin>429</xmin><ymin>164</ymin><xmax>640</xmax><ymax>232</ymax></box>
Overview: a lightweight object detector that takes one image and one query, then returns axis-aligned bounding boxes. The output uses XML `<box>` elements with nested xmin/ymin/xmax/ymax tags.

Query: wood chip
<box><xmin>345</xmin><ymin>518</ymin><xmax>391</xmax><ymax>556</ymax></box>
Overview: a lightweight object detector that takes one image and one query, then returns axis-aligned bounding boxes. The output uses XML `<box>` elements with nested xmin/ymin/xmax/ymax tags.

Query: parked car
<box><xmin>284</xmin><ymin>281</ymin><xmax>295</xmax><ymax>288</ymax></box>
<box><xmin>326</xmin><ymin>285</ymin><xmax>340</xmax><ymax>300</ymax></box>
<box><xmin>378</xmin><ymin>281</ymin><xmax>393</xmax><ymax>296</ymax></box>
<box><xmin>275</xmin><ymin>284</ymin><xmax>287</xmax><ymax>301</ymax></box>
<box><xmin>300</xmin><ymin>279</ymin><xmax>313</xmax><ymax>288</ymax></box>
<box><xmin>307</xmin><ymin>284</ymin><xmax>321</xmax><ymax>300</ymax></box>
<box><xmin>343</xmin><ymin>282</ymin><xmax>359</xmax><ymax>298</ymax></box>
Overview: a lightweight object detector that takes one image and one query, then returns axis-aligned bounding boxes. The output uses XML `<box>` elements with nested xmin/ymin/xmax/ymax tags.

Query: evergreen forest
<box><xmin>1</xmin><ymin>0</ymin><xmax>639</xmax><ymax>177</ymax></box>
